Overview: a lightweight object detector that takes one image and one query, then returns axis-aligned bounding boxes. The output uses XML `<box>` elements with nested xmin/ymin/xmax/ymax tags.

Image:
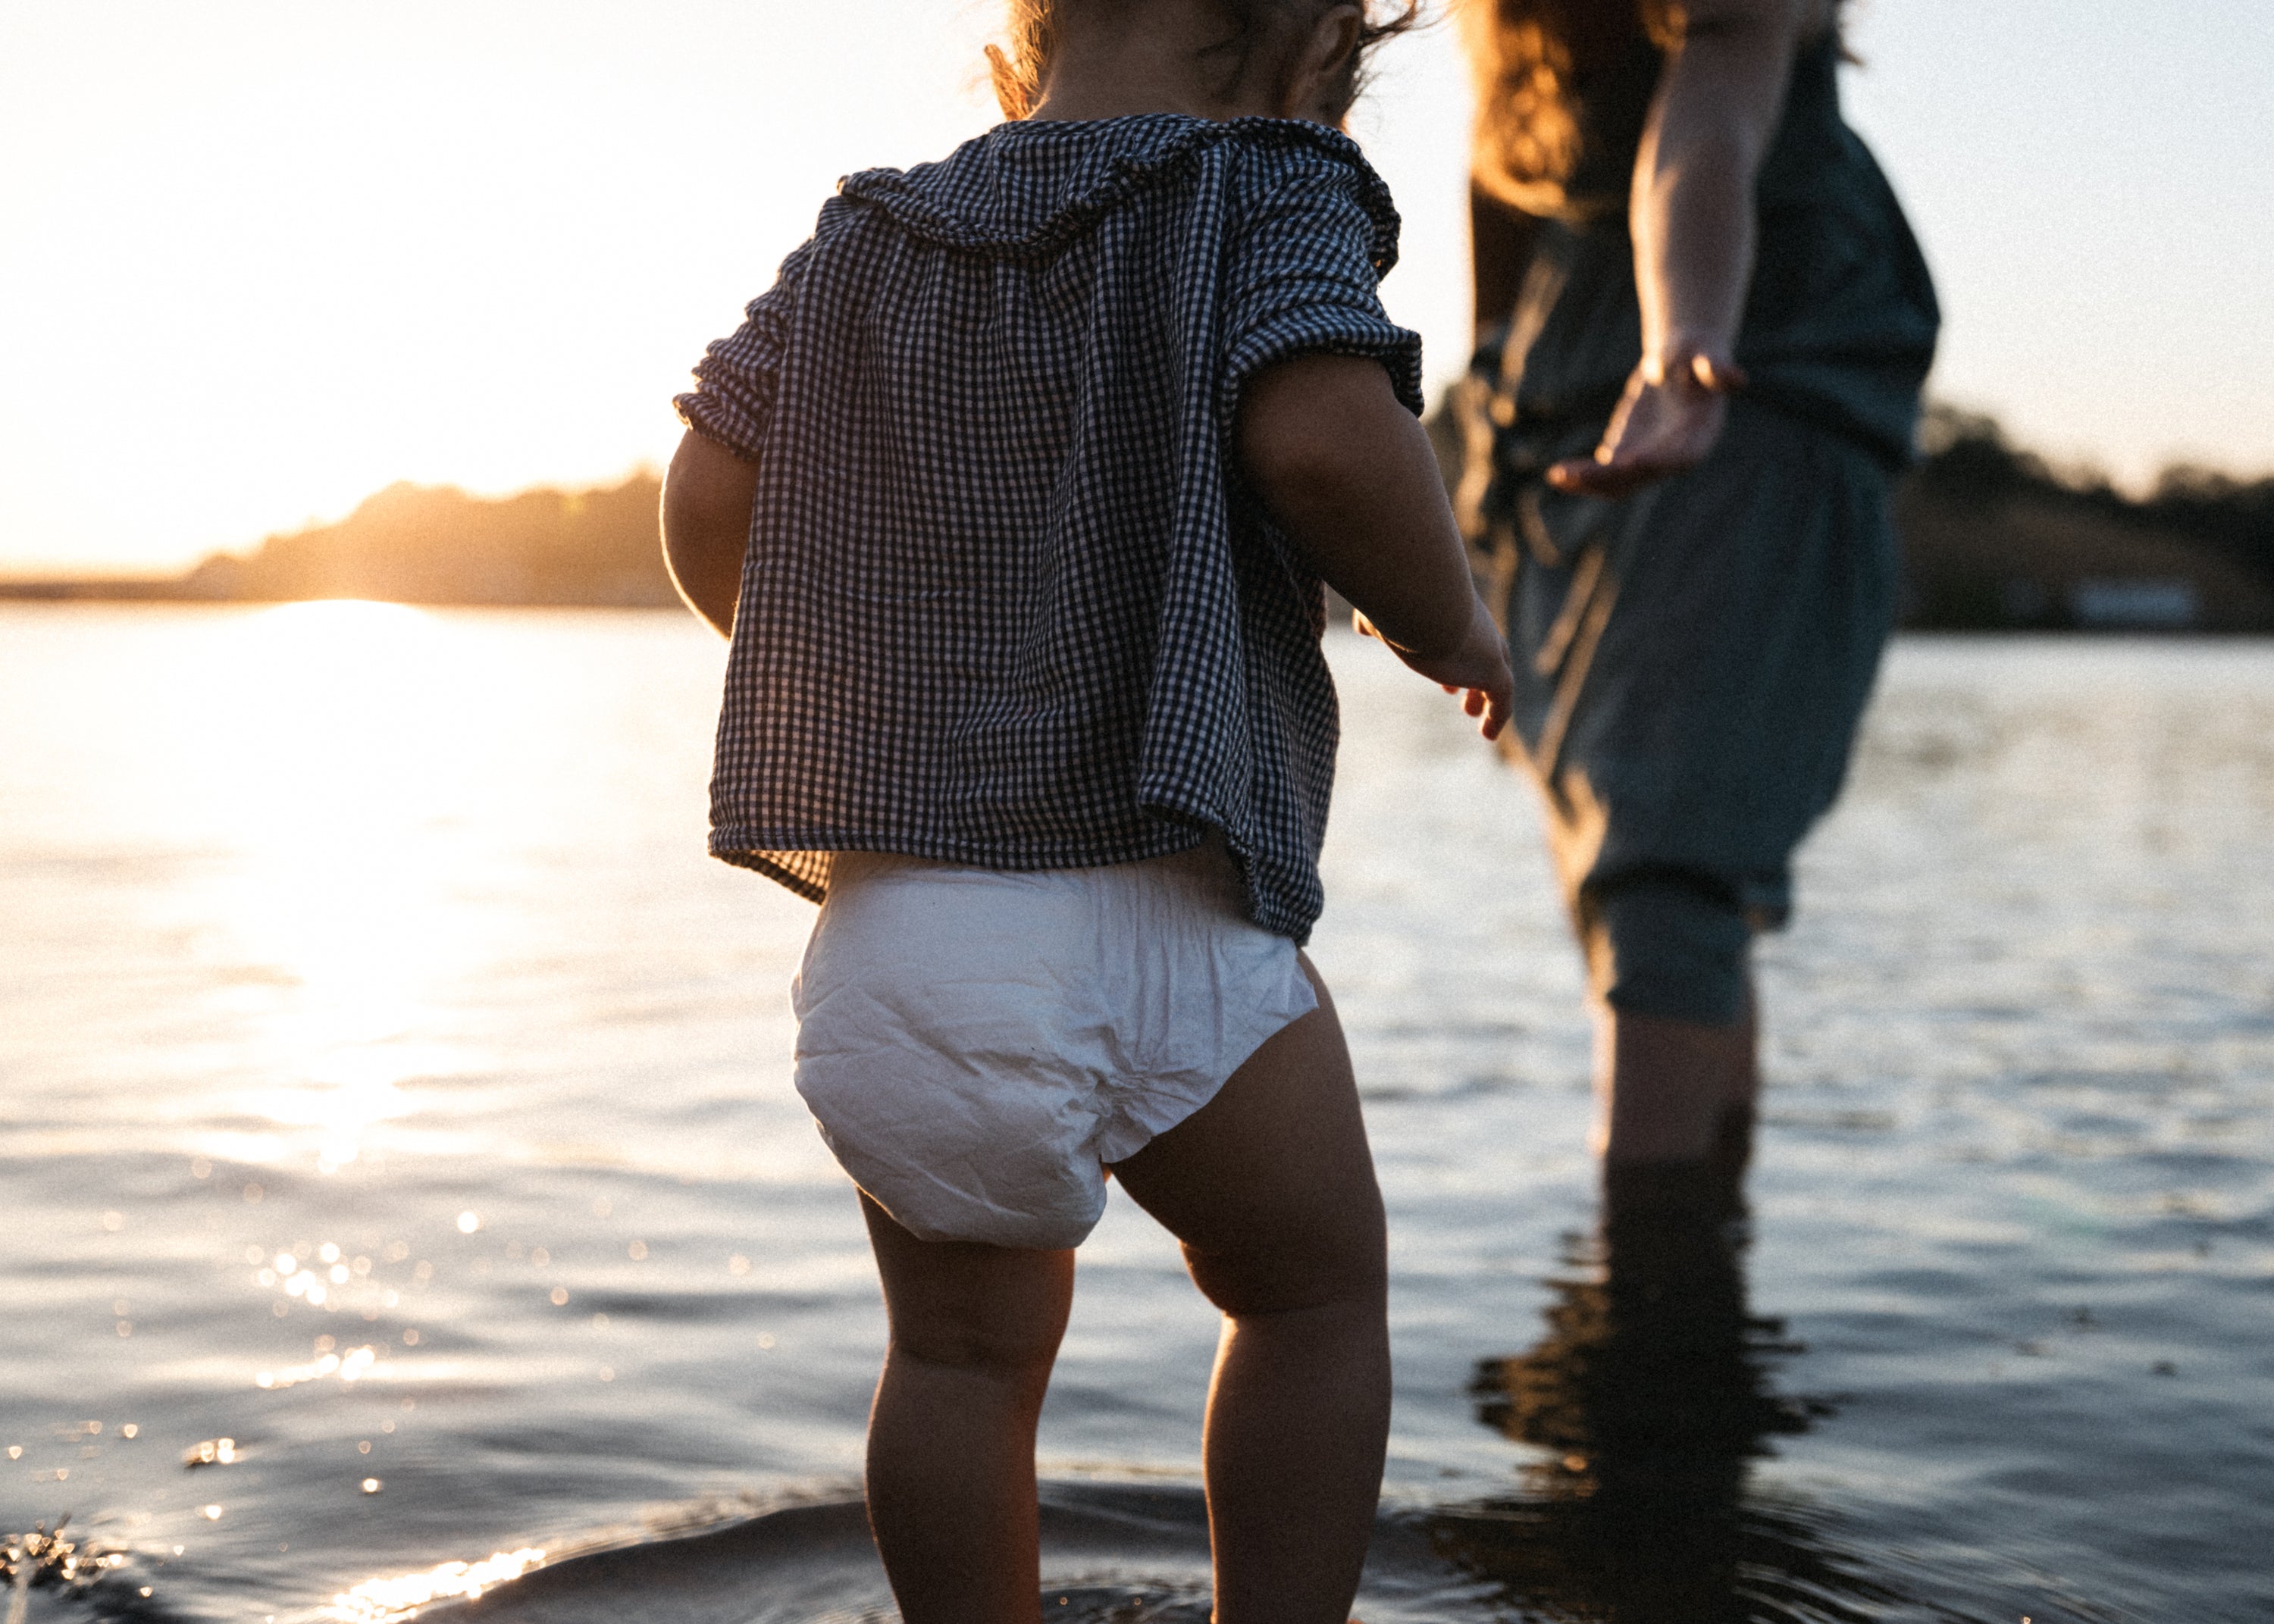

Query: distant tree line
<box><xmin>1894</xmin><ymin>405</ymin><xmax>2274</xmax><ymax>630</ymax></box>
<box><xmin>174</xmin><ymin>473</ymin><xmax>680</xmax><ymax>608</ymax></box>
<box><xmin>7</xmin><ymin>409</ymin><xmax>2272</xmax><ymax>630</ymax></box>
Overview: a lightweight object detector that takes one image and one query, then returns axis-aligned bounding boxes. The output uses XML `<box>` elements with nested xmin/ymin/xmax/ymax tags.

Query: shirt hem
<box><xmin>709</xmin><ymin>825</ymin><xmax>1208</xmax><ymax>877</ymax></box>
<box><xmin>708</xmin><ymin>822</ymin><xmax>1318</xmax><ymax>943</ymax></box>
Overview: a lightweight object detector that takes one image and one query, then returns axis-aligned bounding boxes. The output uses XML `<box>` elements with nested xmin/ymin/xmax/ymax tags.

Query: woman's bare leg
<box><xmin>1591</xmin><ymin>989</ymin><xmax>1759</xmax><ymax>1175</ymax></box>
<box><xmin>860</xmin><ymin>1195</ymin><xmax>1075</xmax><ymax>1624</ymax></box>
<box><xmin>1109</xmin><ymin>958</ymin><xmax>1390</xmax><ymax>1624</ymax></box>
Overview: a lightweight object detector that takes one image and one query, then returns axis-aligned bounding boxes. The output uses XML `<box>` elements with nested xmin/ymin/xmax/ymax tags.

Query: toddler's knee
<box><xmin>1580</xmin><ymin>871</ymin><xmax>1756</xmax><ymax>1027</ymax></box>
<box><xmin>1184</xmin><ymin>1228</ymin><xmax>1387</xmax><ymax>1322</ymax></box>
<box><xmin>889</xmin><ymin>1318</ymin><xmax>1061</xmax><ymax>1386</ymax></box>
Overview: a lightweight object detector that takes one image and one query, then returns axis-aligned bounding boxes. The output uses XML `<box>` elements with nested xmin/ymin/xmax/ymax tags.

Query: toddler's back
<box><xmin>674</xmin><ymin>114</ymin><xmax>1420</xmax><ymax>944</ymax></box>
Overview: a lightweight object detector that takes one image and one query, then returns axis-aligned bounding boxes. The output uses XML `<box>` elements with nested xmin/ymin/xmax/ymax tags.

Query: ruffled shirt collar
<box><xmin>837</xmin><ymin>114</ymin><xmax>1401</xmax><ymax>274</ymax></box>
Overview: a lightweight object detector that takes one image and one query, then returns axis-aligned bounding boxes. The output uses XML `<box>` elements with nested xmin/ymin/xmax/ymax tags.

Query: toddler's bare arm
<box><xmin>660</xmin><ymin>430</ymin><xmax>759</xmax><ymax>637</ymax></box>
<box><xmin>1239</xmin><ymin>355</ymin><xmax>1513</xmax><ymax>737</ymax></box>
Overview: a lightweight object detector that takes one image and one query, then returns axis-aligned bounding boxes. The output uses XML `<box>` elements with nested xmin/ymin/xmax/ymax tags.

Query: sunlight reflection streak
<box><xmin>328</xmin><ymin>1547</ymin><xmax>548</xmax><ymax>1622</ymax></box>
<box><xmin>198</xmin><ymin>602</ymin><xmax>508</xmax><ymax>1173</ymax></box>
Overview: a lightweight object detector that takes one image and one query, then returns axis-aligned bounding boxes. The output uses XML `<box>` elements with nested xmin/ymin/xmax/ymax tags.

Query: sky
<box><xmin>1</xmin><ymin>0</ymin><xmax>2269</xmax><ymax>574</ymax></box>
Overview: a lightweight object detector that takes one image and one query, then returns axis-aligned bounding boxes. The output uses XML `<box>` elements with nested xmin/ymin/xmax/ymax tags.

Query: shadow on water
<box><xmin>1426</xmin><ymin>1169</ymin><xmax>1915</xmax><ymax>1624</ymax></box>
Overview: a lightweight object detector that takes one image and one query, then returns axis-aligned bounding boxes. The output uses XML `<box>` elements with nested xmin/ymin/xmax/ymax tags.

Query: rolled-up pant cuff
<box><xmin>1580</xmin><ymin>872</ymin><xmax>1756</xmax><ymax>1027</ymax></box>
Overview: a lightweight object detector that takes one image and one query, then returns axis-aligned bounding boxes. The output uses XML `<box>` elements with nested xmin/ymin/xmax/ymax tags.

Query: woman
<box><xmin>1456</xmin><ymin>0</ymin><xmax>1937</xmax><ymax>1191</ymax></box>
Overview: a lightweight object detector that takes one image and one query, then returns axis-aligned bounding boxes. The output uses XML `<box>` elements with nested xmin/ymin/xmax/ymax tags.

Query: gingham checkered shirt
<box><xmin>675</xmin><ymin>115</ymin><xmax>1421</xmax><ymax>943</ymax></box>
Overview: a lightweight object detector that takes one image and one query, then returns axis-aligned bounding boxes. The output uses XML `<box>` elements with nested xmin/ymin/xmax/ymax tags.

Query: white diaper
<box><xmin>790</xmin><ymin>837</ymin><xmax>1318</xmax><ymax>1250</ymax></box>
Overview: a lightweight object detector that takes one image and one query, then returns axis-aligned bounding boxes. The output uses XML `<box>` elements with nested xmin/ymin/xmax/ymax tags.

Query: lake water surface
<box><xmin>3</xmin><ymin>605</ymin><xmax>2270</xmax><ymax>1622</ymax></box>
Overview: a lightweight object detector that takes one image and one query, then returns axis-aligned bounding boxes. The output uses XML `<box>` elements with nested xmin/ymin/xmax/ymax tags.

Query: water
<box><xmin>3</xmin><ymin>604</ymin><xmax>2270</xmax><ymax>1623</ymax></box>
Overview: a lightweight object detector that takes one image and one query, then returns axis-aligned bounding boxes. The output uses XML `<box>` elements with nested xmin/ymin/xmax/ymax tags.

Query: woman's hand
<box><xmin>1542</xmin><ymin>0</ymin><xmax>1809</xmax><ymax>501</ymax></box>
<box><xmin>1546</xmin><ymin>348</ymin><xmax>1746</xmax><ymax>498</ymax></box>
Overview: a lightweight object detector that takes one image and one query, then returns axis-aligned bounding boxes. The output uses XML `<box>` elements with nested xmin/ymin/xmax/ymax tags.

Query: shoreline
<box><xmin>4</xmin><ymin>579</ymin><xmax>2269</xmax><ymax>633</ymax></box>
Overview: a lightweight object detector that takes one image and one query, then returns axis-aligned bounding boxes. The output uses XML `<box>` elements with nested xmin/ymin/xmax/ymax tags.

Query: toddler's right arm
<box><xmin>1239</xmin><ymin>354</ymin><xmax>1514</xmax><ymax>740</ymax></box>
<box><xmin>660</xmin><ymin>430</ymin><xmax>760</xmax><ymax>638</ymax></box>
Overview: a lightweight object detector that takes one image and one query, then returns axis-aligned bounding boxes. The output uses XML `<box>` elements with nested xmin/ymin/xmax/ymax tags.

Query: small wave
<box><xmin>337</xmin><ymin>1482</ymin><xmax>1496</xmax><ymax>1624</ymax></box>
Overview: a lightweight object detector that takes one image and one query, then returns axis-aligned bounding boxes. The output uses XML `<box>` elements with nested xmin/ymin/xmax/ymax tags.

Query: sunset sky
<box><xmin>2</xmin><ymin>0</ymin><xmax>2269</xmax><ymax>574</ymax></box>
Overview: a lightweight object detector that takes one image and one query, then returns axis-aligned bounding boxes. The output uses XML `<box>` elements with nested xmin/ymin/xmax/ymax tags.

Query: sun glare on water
<box><xmin>328</xmin><ymin>1547</ymin><xmax>548</xmax><ymax>1622</ymax></box>
<box><xmin>191</xmin><ymin>601</ymin><xmax>515</xmax><ymax>1174</ymax></box>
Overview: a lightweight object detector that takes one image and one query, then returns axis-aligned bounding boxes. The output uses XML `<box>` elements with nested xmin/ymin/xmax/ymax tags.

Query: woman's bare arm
<box><xmin>1549</xmin><ymin>0</ymin><xmax>1829</xmax><ymax>496</ymax></box>
<box><xmin>660</xmin><ymin>430</ymin><xmax>760</xmax><ymax>637</ymax></box>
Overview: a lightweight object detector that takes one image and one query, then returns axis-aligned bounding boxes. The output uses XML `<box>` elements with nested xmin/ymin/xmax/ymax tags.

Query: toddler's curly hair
<box><xmin>988</xmin><ymin>0</ymin><xmax>1422</xmax><ymax>126</ymax></box>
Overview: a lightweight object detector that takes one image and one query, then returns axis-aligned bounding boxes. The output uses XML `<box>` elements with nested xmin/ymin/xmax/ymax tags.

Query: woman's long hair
<box><xmin>1462</xmin><ymin>0</ymin><xmax>1838</xmax><ymax>215</ymax></box>
<box><xmin>1460</xmin><ymin>0</ymin><xmax>1682</xmax><ymax>214</ymax></box>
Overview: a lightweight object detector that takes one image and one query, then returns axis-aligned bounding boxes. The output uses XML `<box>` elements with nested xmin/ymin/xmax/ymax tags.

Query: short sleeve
<box><xmin>1218</xmin><ymin>158</ymin><xmax>1424</xmax><ymax>430</ymax></box>
<box><xmin>674</xmin><ymin>243</ymin><xmax>809</xmax><ymax>463</ymax></box>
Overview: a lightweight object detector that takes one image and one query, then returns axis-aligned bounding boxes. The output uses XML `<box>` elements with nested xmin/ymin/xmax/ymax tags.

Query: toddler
<box><xmin>661</xmin><ymin>2</ymin><xmax>1512</xmax><ymax>1619</ymax></box>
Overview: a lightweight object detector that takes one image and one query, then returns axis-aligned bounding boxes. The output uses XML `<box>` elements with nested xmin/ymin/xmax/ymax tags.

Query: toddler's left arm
<box><xmin>1240</xmin><ymin>353</ymin><xmax>1514</xmax><ymax>740</ymax></box>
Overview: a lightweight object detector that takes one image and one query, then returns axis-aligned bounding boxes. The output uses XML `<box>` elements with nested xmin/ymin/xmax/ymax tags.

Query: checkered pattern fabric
<box><xmin>675</xmin><ymin>115</ymin><xmax>1421</xmax><ymax>943</ymax></box>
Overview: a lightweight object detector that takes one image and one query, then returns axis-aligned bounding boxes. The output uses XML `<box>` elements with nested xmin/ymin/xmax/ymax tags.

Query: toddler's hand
<box><xmin>1356</xmin><ymin>597</ymin><xmax>1514</xmax><ymax>742</ymax></box>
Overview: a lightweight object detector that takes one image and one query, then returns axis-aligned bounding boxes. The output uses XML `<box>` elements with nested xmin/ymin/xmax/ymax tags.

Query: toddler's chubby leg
<box><xmin>860</xmin><ymin>1197</ymin><xmax>1075</xmax><ymax>1624</ymax></box>
<box><xmin>1109</xmin><ymin>956</ymin><xmax>1390</xmax><ymax>1624</ymax></box>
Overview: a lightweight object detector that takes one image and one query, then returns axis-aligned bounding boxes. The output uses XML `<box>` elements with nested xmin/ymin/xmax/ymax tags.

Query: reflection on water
<box><xmin>0</xmin><ymin>1519</ymin><xmax>144</xmax><ymax>1620</ymax></box>
<box><xmin>1436</xmin><ymin>1172</ymin><xmax>1895</xmax><ymax>1624</ymax></box>
<box><xmin>329</xmin><ymin>1545</ymin><xmax>547</xmax><ymax>1621</ymax></box>
<box><xmin>196</xmin><ymin>602</ymin><xmax>504</xmax><ymax>1178</ymax></box>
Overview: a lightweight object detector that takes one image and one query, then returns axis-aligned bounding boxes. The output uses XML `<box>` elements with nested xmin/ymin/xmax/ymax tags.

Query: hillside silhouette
<box><xmin>1893</xmin><ymin>406</ymin><xmax>2274</xmax><ymax>631</ymax></box>
<box><xmin>178</xmin><ymin>472</ymin><xmax>678</xmax><ymax>608</ymax></box>
<box><xmin>6</xmin><ymin>412</ymin><xmax>2272</xmax><ymax>629</ymax></box>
